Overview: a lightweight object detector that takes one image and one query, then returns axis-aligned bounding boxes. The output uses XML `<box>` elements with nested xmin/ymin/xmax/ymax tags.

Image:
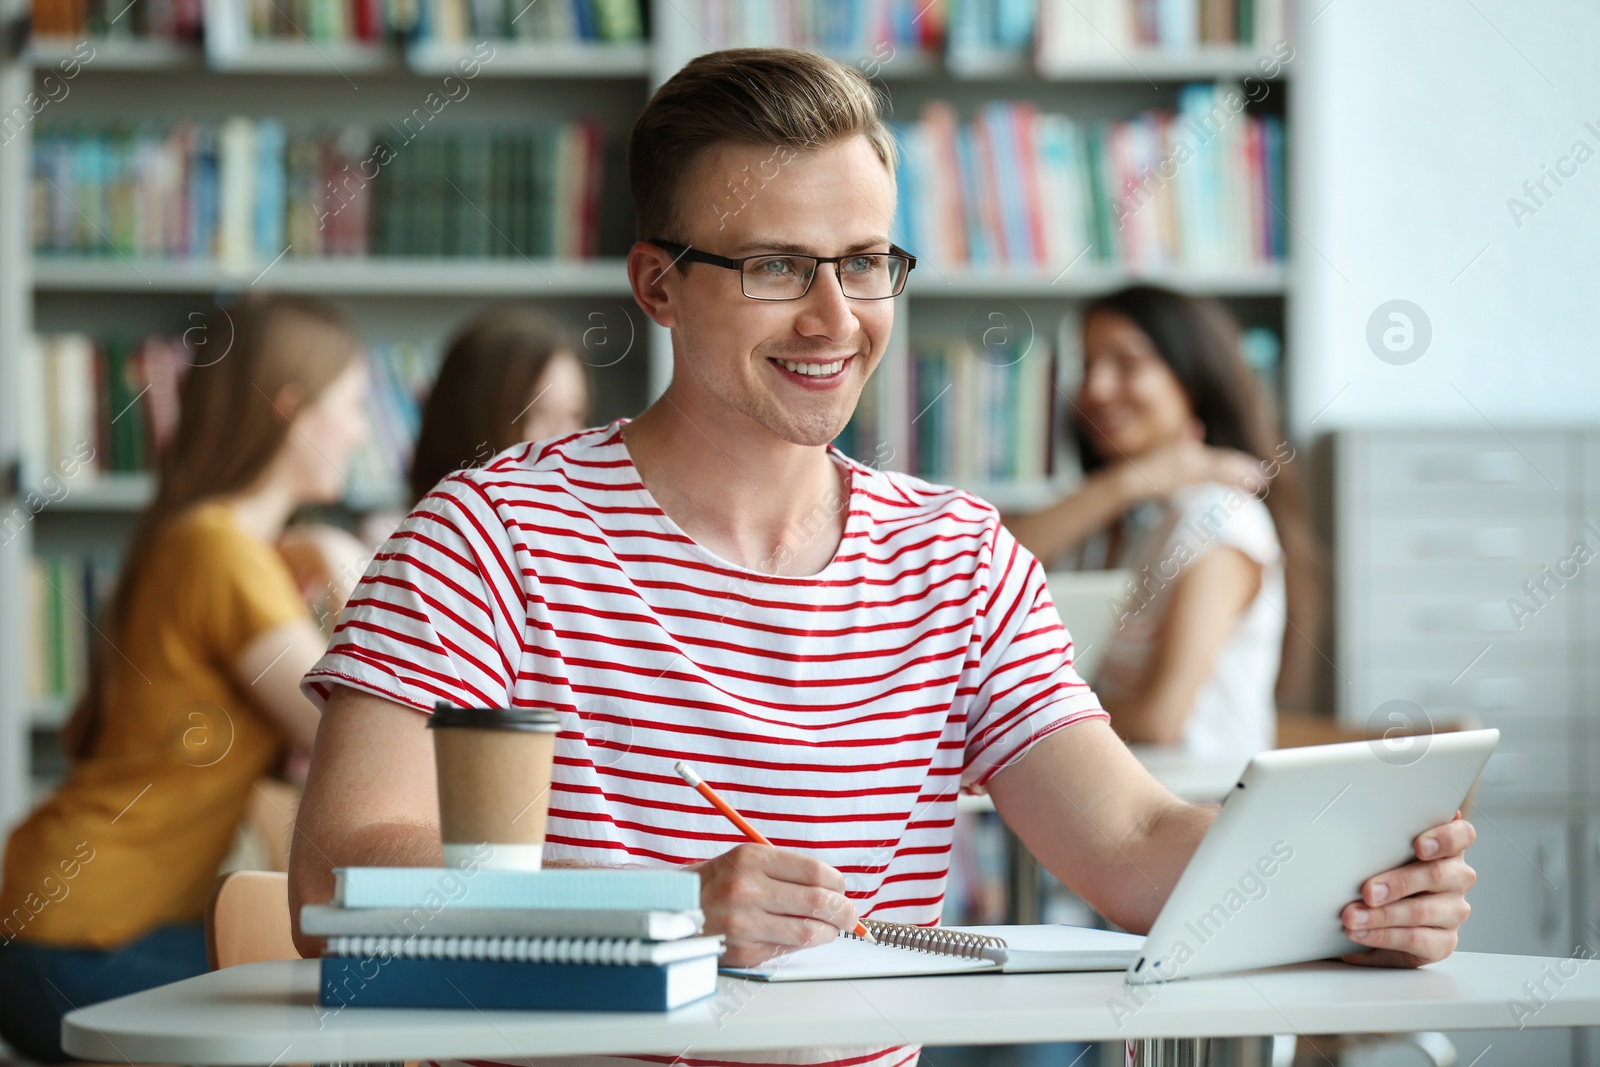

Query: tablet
<box><xmin>1126</xmin><ymin>727</ymin><xmax>1499</xmax><ymax>985</ymax></box>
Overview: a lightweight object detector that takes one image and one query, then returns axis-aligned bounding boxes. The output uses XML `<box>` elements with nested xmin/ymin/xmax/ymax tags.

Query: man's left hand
<box><xmin>1340</xmin><ymin>812</ymin><xmax>1477</xmax><ymax>967</ymax></box>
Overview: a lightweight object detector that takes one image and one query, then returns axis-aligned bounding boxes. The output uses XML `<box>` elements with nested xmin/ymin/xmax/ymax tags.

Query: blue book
<box><xmin>253</xmin><ymin>119</ymin><xmax>286</xmax><ymax>260</ymax></box>
<box><xmin>954</xmin><ymin>124</ymin><xmax>990</xmax><ymax>267</ymax></box>
<box><xmin>570</xmin><ymin>0</ymin><xmax>595</xmax><ymax>40</ymax></box>
<box><xmin>318</xmin><ymin>953</ymin><xmax>718</xmax><ymax>1011</ymax></box>
<box><xmin>333</xmin><ymin>867</ymin><xmax>701</xmax><ymax>911</ymax></box>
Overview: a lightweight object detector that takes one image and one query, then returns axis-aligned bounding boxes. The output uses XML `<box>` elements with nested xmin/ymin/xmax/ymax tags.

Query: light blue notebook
<box><xmin>333</xmin><ymin>867</ymin><xmax>701</xmax><ymax>911</ymax></box>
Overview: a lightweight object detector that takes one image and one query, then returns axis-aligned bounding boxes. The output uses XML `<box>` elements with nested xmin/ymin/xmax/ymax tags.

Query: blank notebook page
<box><xmin>722</xmin><ymin>924</ymin><xmax>1144</xmax><ymax>982</ymax></box>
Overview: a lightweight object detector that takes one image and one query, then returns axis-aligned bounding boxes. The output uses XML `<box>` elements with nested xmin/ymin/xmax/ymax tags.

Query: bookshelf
<box><xmin>0</xmin><ymin>0</ymin><xmax>1298</xmax><ymax>845</ymax></box>
<box><xmin>31</xmin><ymin>257</ymin><xmax>635</xmax><ymax>294</ymax></box>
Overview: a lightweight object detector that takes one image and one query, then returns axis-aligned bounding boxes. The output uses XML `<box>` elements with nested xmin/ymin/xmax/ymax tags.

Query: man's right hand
<box><xmin>689</xmin><ymin>843</ymin><xmax>861</xmax><ymax>968</ymax></box>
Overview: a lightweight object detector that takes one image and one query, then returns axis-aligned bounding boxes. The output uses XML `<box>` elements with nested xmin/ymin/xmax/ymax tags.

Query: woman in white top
<box><xmin>1006</xmin><ymin>286</ymin><xmax>1322</xmax><ymax>760</ymax></box>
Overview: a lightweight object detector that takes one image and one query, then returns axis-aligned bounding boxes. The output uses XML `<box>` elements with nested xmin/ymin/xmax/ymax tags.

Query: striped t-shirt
<box><xmin>302</xmin><ymin>418</ymin><xmax>1105</xmax><ymax>1067</ymax></box>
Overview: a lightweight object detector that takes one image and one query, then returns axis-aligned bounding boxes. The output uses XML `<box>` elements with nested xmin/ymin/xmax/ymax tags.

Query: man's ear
<box><xmin>628</xmin><ymin>240</ymin><xmax>682</xmax><ymax>329</ymax></box>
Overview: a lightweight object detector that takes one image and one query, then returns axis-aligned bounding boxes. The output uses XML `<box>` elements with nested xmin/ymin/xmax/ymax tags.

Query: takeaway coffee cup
<box><xmin>428</xmin><ymin>704</ymin><xmax>560</xmax><ymax>871</ymax></box>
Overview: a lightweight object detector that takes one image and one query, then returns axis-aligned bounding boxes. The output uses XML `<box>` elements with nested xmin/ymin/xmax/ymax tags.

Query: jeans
<box><xmin>0</xmin><ymin>922</ymin><xmax>208</xmax><ymax>1063</ymax></box>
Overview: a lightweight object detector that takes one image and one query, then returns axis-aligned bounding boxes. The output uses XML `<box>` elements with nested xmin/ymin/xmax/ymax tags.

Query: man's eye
<box><xmin>843</xmin><ymin>256</ymin><xmax>883</xmax><ymax>275</ymax></box>
<box><xmin>755</xmin><ymin>257</ymin><xmax>802</xmax><ymax>276</ymax></box>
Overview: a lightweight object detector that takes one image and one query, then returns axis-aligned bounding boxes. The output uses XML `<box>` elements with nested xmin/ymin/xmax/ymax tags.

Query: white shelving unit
<box><xmin>31</xmin><ymin>256</ymin><xmax>636</xmax><ymax>295</ymax></box>
<box><xmin>0</xmin><ymin>0</ymin><xmax>1297</xmax><ymax>856</ymax></box>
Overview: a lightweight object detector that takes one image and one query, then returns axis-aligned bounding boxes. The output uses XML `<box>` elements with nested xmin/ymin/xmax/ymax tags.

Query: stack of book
<box><xmin>891</xmin><ymin>91</ymin><xmax>1285</xmax><ymax>272</ymax></box>
<box><xmin>31</xmin><ymin>118</ymin><xmax>605</xmax><ymax>263</ymax></box>
<box><xmin>306</xmin><ymin>866</ymin><xmax>722</xmax><ymax>1011</ymax></box>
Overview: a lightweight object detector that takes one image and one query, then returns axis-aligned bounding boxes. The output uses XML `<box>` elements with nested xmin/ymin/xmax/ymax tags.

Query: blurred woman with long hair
<box><xmin>1007</xmin><ymin>286</ymin><xmax>1322</xmax><ymax>759</ymax></box>
<box><xmin>408</xmin><ymin>306</ymin><xmax>590</xmax><ymax>505</ymax></box>
<box><xmin>0</xmin><ymin>294</ymin><xmax>370</xmax><ymax>1062</ymax></box>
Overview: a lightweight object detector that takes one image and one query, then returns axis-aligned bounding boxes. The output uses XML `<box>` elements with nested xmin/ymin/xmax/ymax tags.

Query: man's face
<box><xmin>661</xmin><ymin>135</ymin><xmax>898</xmax><ymax>449</ymax></box>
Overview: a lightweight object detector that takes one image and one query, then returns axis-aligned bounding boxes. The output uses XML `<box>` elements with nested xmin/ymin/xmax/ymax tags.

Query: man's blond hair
<box><xmin>628</xmin><ymin>47</ymin><xmax>898</xmax><ymax>241</ymax></box>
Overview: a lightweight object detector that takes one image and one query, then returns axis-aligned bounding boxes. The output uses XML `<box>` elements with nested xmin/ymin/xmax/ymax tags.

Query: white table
<box><xmin>63</xmin><ymin>951</ymin><xmax>1600</xmax><ymax>1064</ymax></box>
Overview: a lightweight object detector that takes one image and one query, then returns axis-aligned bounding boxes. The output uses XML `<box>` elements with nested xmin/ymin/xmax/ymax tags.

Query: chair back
<box><xmin>205</xmin><ymin>870</ymin><xmax>300</xmax><ymax>970</ymax></box>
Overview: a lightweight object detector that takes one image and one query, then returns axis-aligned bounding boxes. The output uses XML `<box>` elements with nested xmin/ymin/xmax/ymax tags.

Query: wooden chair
<box><xmin>205</xmin><ymin>870</ymin><xmax>300</xmax><ymax>971</ymax></box>
<box><xmin>205</xmin><ymin>871</ymin><xmax>419</xmax><ymax>1067</ymax></box>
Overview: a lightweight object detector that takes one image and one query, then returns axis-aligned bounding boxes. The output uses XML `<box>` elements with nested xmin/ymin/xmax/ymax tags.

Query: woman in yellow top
<box><xmin>0</xmin><ymin>294</ymin><xmax>370</xmax><ymax>1063</ymax></box>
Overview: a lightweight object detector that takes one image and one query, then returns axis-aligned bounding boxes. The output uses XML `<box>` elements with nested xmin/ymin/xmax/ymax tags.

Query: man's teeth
<box><xmin>778</xmin><ymin>359</ymin><xmax>845</xmax><ymax>377</ymax></box>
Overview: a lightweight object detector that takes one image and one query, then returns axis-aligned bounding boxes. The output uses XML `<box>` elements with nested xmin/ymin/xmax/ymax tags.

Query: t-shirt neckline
<box><xmin>609</xmin><ymin>417</ymin><xmax>861</xmax><ymax>582</ymax></box>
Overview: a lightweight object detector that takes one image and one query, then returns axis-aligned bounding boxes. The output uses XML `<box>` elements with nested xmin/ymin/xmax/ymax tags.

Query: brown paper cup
<box><xmin>429</xmin><ymin>705</ymin><xmax>560</xmax><ymax>871</ymax></box>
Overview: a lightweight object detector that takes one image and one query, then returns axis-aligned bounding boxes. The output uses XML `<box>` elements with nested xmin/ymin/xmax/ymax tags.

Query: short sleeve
<box><xmin>961</xmin><ymin>520</ymin><xmax>1108</xmax><ymax>789</ymax></box>
<box><xmin>167</xmin><ymin>513</ymin><xmax>309</xmax><ymax>663</ymax></box>
<box><xmin>301</xmin><ymin>473</ymin><xmax>527</xmax><ymax>714</ymax></box>
<box><xmin>1171</xmin><ymin>484</ymin><xmax>1283</xmax><ymax>569</ymax></box>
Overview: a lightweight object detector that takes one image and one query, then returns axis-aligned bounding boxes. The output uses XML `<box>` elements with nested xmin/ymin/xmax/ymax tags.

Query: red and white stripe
<box><xmin>305</xmin><ymin>419</ymin><xmax>1104</xmax><ymax>1067</ymax></box>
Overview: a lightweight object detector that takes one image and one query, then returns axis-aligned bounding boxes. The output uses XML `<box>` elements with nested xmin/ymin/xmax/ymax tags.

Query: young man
<box><xmin>290</xmin><ymin>48</ymin><xmax>1476</xmax><ymax>1066</ymax></box>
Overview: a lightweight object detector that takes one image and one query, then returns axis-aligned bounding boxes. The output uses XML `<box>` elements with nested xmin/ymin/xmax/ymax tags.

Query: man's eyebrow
<box><xmin>727</xmin><ymin>237</ymin><xmax>892</xmax><ymax>256</ymax></box>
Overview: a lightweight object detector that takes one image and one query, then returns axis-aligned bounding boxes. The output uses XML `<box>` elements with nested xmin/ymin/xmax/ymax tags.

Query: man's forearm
<box><xmin>1114</xmin><ymin>798</ymin><xmax>1217</xmax><ymax>933</ymax></box>
<box><xmin>289</xmin><ymin>818</ymin><xmax>442</xmax><ymax>957</ymax></box>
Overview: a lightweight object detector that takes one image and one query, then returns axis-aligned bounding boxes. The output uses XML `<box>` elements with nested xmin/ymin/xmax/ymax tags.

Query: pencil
<box><xmin>674</xmin><ymin>759</ymin><xmax>876</xmax><ymax>944</ymax></box>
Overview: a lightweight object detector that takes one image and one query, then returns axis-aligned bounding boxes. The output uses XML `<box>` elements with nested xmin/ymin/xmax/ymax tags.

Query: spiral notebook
<box><xmin>721</xmin><ymin>920</ymin><xmax>1144</xmax><ymax>982</ymax></box>
<box><xmin>324</xmin><ymin>934</ymin><xmax>723</xmax><ymax>966</ymax></box>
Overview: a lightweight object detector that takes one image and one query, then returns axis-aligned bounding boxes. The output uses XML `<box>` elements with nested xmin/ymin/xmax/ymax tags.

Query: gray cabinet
<box><xmin>1336</xmin><ymin>429</ymin><xmax>1599</xmax><ymax>1067</ymax></box>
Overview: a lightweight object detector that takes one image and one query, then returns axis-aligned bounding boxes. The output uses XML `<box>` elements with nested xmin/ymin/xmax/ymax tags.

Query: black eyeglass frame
<box><xmin>647</xmin><ymin>239</ymin><xmax>917</xmax><ymax>301</ymax></box>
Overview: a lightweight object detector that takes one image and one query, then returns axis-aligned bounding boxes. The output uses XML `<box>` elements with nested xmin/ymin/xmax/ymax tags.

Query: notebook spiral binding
<box><xmin>849</xmin><ymin>919</ymin><xmax>1008</xmax><ymax>960</ymax></box>
<box><xmin>325</xmin><ymin>935</ymin><xmax>664</xmax><ymax>965</ymax></box>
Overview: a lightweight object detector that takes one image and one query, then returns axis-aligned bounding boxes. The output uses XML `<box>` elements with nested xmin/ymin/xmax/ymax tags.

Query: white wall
<box><xmin>1288</xmin><ymin>0</ymin><xmax>1600</xmax><ymax>435</ymax></box>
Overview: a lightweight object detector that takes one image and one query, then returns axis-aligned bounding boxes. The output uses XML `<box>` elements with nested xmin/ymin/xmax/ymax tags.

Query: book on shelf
<box><xmin>684</xmin><ymin>0</ymin><xmax>944</xmax><ymax>56</ymax></box>
<box><xmin>31</xmin><ymin>0</ymin><xmax>204</xmax><ymax>41</ymax></box>
<box><xmin>28</xmin><ymin>554</ymin><xmax>117</xmax><ymax>711</ymax></box>
<box><xmin>345</xmin><ymin>341</ymin><xmax>436</xmax><ymax>506</ymax></box>
<box><xmin>407</xmin><ymin>0</ymin><xmax>643</xmax><ymax>44</ymax></box>
<box><xmin>201</xmin><ymin>0</ymin><xmax>390</xmax><ymax>47</ymax></box>
<box><xmin>1036</xmin><ymin>0</ymin><xmax>1289</xmax><ymax>61</ymax></box>
<box><xmin>947</xmin><ymin>0</ymin><xmax>1035</xmax><ymax>69</ymax></box>
<box><xmin>26</xmin><ymin>334</ymin><xmax>186</xmax><ymax>480</ymax></box>
<box><xmin>196</xmin><ymin>0</ymin><xmax>643</xmax><ymax>49</ymax></box>
<box><xmin>907</xmin><ymin>334</ymin><xmax>1055</xmax><ymax>488</ymax></box>
<box><xmin>891</xmin><ymin>90</ymin><xmax>1283</xmax><ymax>273</ymax></box>
<box><xmin>29</xmin><ymin>332</ymin><xmax>430</xmax><ymax>509</ymax></box>
<box><xmin>32</xmin><ymin>117</ymin><xmax>605</xmax><ymax>262</ymax></box>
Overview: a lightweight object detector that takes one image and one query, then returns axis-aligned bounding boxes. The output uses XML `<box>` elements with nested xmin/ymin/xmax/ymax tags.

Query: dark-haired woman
<box><xmin>408</xmin><ymin>307</ymin><xmax>590</xmax><ymax>505</ymax></box>
<box><xmin>1005</xmin><ymin>286</ymin><xmax>1321</xmax><ymax>760</ymax></box>
<box><xmin>0</xmin><ymin>295</ymin><xmax>369</xmax><ymax>1062</ymax></box>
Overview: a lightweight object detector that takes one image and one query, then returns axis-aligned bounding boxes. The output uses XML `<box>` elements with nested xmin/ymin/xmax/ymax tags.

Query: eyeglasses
<box><xmin>648</xmin><ymin>239</ymin><xmax>916</xmax><ymax>301</ymax></box>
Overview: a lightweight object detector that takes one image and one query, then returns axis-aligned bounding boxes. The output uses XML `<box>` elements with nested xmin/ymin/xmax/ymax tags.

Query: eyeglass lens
<box><xmin>741</xmin><ymin>254</ymin><xmax>907</xmax><ymax>300</ymax></box>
